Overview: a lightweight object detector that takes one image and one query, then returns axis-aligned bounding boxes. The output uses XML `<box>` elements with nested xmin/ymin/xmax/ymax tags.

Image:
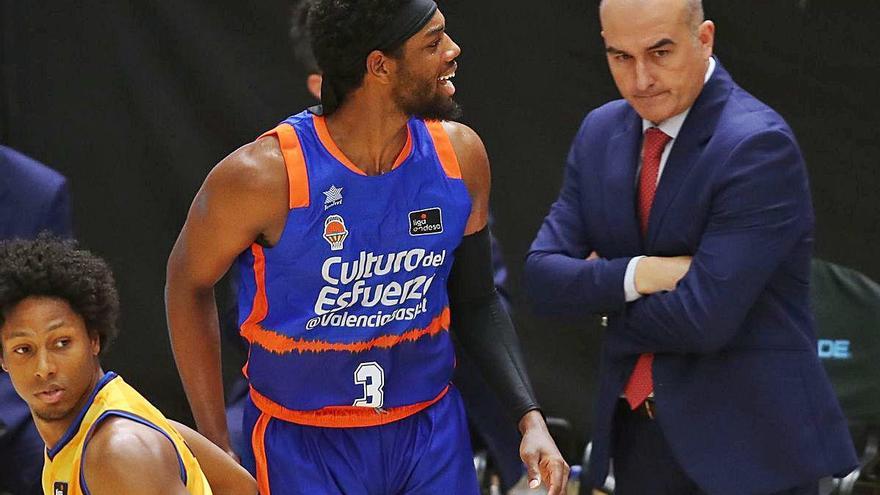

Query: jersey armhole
<box><xmin>78</xmin><ymin>411</ymin><xmax>188</xmax><ymax>495</ymax></box>
<box><xmin>259</xmin><ymin>123</ymin><xmax>310</xmax><ymax>209</ymax></box>
<box><xmin>424</xmin><ymin>121</ymin><xmax>463</xmax><ymax>179</ymax></box>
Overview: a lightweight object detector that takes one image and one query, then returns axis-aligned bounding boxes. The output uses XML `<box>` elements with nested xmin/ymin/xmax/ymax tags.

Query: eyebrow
<box><xmin>647</xmin><ymin>38</ymin><xmax>675</xmax><ymax>50</ymax></box>
<box><xmin>424</xmin><ymin>24</ymin><xmax>445</xmax><ymax>37</ymax></box>
<box><xmin>605</xmin><ymin>38</ymin><xmax>676</xmax><ymax>55</ymax></box>
<box><xmin>5</xmin><ymin>330</ymin><xmax>33</xmax><ymax>340</ymax></box>
<box><xmin>4</xmin><ymin>320</ymin><xmax>66</xmax><ymax>340</ymax></box>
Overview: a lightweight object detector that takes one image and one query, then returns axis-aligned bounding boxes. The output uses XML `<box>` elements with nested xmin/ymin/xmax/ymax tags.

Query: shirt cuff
<box><xmin>624</xmin><ymin>256</ymin><xmax>646</xmax><ymax>302</ymax></box>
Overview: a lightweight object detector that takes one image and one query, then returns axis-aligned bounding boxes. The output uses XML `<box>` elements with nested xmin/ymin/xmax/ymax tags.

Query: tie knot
<box><xmin>643</xmin><ymin>127</ymin><xmax>671</xmax><ymax>160</ymax></box>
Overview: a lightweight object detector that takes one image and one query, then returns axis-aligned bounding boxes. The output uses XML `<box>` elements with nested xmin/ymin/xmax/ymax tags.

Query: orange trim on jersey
<box><xmin>259</xmin><ymin>124</ymin><xmax>310</xmax><ymax>209</ymax></box>
<box><xmin>241</xmin><ymin>307</ymin><xmax>450</xmax><ymax>355</ymax></box>
<box><xmin>251</xmin><ymin>412</ymin><xmax>272</xmax><ymax>495</ymax></box>
<box><xmin>240</xmin><ymin>245</ymin><xmax>268</xmax><ymax>332</ymax></box>
<box><xmin>312</xmin><ymin>115</ymin><xmax>413</xmax><ymax>175</ymax></box>
<box><xmin>240</xmin><ymin>244</ymin><xmax>267</xmax><ymax>382</ymax></box>
<box><xmin>242</xmin><ymin>346</ymin><xmax>251</xmax><ymax>379</ymax></box>
<box><xmin>391</xmin><ymin>125</ymin><xmax>414</xmax><ymax>169</ymax></box>
<box><xmin>425</xmin><ymin>120</ymin><xmax>462</xmax><ymax>179</ymax></box>
<box><xmin>250</xmin><ymin>384</ymin><xmax>450</xmax><ymax>428</ymax></box>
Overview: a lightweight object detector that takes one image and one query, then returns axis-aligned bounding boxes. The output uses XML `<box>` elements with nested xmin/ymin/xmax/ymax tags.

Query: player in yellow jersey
<box><xmin>0</xmin><ymin>235</ymin><xmax>256</xmax><ymax>495</ymax></box>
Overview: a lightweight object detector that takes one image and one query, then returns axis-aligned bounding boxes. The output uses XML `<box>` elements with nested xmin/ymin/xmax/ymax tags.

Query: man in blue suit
<box><xmin>524</xmin><ymin>0</ymin><xmax>857</xmax><ymax>493</ymax></box>
<box><xmin>0</xmin><ymin>145</ymin><xmax>72</xmax><ymax>495</ymax></box>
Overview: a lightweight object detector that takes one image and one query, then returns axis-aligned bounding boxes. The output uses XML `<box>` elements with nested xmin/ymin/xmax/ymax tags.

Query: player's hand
<box><xmin>518</xmin><ymin>411</ymin><xmax>569</xmax><ymax>495</ymax></box>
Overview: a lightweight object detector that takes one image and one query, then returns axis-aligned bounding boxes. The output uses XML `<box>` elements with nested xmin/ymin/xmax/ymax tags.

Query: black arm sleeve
<box><xmin>448</xmin><ymin>227</ymin><xmax>541</xmax><ymax>423</ymax></box>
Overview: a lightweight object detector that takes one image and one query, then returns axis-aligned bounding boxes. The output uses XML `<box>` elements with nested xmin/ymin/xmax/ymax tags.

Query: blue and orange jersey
<box><xmin>42</xmin><ymin>372</ymin><xmax>212</xmax><ymax>495</ymax></box>
<box><xmin>237</xmin><ymin>110</ymin><xmax>472</xmax><ymax>428</ymax></box>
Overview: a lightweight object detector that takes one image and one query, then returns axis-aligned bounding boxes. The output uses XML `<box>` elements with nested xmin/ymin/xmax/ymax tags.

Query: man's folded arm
<box><xmin>612</xmin><ymin>129</ymin><xmax>812</xmax><ymax>355</ymax></box>
<box><xmin>524</xmin><ymin>118</ymin><xmax>632</xmax><ymax>316</ymax></box>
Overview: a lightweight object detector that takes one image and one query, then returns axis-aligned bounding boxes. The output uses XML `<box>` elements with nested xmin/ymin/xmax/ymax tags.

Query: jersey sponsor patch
<box><xmin>309</xmin><ymin>248</ymin><xmax>447</xmax><ymax>329</ymax></box>
<box><xmin>409</xmin><ymin>208</ymin><xmax>443</xmax><ymax>236</ymax></box>
<box><xmin>54</xmin><ymin>482</ymin><xmax>68</xmax><ymax>495</ymax></box>
<box><xmin>324</xmin><ymin>215</ymin><xmax>349</xmax><ymax>251</ymax></box>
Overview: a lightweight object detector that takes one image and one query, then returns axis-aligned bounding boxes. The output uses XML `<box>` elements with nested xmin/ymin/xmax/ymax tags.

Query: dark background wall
<box><xmin>2</xmin><ymin>0</ymin><xmax>877</xmax><ymax>444</ymax></box>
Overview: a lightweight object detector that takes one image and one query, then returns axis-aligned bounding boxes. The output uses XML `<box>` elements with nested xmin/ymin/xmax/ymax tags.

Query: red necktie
<box><xmin>624</xmin><ymin>127</ymin><xmax>671</xmax><ymax>409</ymax></box>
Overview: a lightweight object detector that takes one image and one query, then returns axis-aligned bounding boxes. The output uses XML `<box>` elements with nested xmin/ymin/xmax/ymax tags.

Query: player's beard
<box><xmin>33</xmin><ymin>405</ymin><xmax>74</xmax><ymax>422</ymax></box>
<box><xmin>30</xmin><ymin>395</ymin><xmax>80</xmax><ymax>423</ymax></box>
<box><xmin>392</xmin><ymin>68</ymin><xmax>462</xmax><ymax>121</ymax></box>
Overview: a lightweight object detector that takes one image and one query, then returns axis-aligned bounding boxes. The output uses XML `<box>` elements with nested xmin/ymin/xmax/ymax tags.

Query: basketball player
<box><xmin>165</xmin><ymin>0</ymin><xmax>568</xmax><ymax>493</ymax></box>
<box><xmin>0</xmin><ymin>236</ymin><xmax>256</xmax><ymax>495</ymax></box>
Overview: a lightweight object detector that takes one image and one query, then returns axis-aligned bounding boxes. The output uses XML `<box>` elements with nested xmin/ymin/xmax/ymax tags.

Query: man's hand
<box><xmin>518</xmin><ymin>410</ymin><xmax>570</xmax><ymax>495</ymax></box>
<box><xmin>634</xmin><ymin>255</ymin><xmax>692</xmax><ymax>294</ymax></box>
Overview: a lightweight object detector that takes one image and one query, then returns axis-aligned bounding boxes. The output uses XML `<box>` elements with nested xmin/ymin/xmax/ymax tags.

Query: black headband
<box><xmin>372</xmin><ymin>0</ymin><xmax>438</xmax><ymax>51</ymax></box>
<box><xmin>321</xmin><ymin>0</ymin><xmax>438</xmax><ymax>114</ymax></box>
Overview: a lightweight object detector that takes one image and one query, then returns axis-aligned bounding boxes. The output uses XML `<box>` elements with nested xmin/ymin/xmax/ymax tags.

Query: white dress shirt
<box><xmin>623</xmin><ymin>57</ymin><xmax>716</xmax><ymax>302</ymax></box>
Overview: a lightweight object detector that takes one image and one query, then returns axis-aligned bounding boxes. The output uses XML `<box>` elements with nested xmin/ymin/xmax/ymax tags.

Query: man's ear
<box><xmin>698</xmin><ymin>20</ymin><xmax>715</xmax><ymax>58</ymax></box>
<box><xmin>307</xmin><ymin>73</ymin><xmax>323</xmax><ymax>100</ymax></box>
<box><xmin>90</xmin><ymin>333</ymin><xmax>101</xmax><ymax>357</ymax></box>
<box><xmin>366</xmin><ymin>50</ymin><xmax>396</xmax><ymax>85</ymax></box>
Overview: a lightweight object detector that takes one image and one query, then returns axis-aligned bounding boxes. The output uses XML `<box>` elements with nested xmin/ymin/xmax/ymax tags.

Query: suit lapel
<box><xmin>646</xmin><ymin>60</ymin><xmax>735</xmax><ymax>249</ymax></box>
<box><xmin>604</xmin><ymin>110</ymin><xmax>643</xmax><ymax>254</ymax></box>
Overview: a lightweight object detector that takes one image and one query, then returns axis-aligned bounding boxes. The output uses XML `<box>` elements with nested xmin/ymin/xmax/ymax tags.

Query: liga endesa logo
<box><xmin>409</xmin><ymin>207</ymin><xmax>443</xmax><ymax>236</ymax></box>
<box><xmin>323</xmin><ymin>215</ymin><xmax>348</xmax><ymax>251</ymax></box>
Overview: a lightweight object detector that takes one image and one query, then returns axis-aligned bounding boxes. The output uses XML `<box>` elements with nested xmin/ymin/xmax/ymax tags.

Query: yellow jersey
<box><xmin>42</xmin><ymin>372</ymin><xmax>212</xmax><ymax>495</ymax></box>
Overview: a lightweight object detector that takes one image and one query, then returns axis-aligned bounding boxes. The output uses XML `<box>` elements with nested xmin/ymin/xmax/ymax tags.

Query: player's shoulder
<box><xmin>438</xmin><ymin>120</ymin><xmax>488</xmax><ymax>174</ymax></box>
<box><xmin>439</xmin><ymin>120</ymin><xmax>484</xmax><ymax>152</ymax></box>
<box><xmin>82</xmin><ymin>416</ymin><xmax>186</xmax><ymax>494</ymax></box>
<box><xmin>85</xmin><ymin>415</ymin><xmax>177</xmax><ymax>462</ymax></box>
<box><xmin>205</xmin><ymin>132</ymin><xmax>287</xmax><ymax>197</ymax></box>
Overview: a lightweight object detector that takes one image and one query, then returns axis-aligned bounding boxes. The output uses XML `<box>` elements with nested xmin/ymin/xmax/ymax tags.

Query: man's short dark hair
<box><xmin>308</xmin><ymin>0</ymin><xmax>409</xmax><ymax>105</ymax></box>
<box><xmin>0</xmin><ymin>234</ymin><xmax>120</xmax><ymax>354</ymax></box>
<box><xmin>290</xmin><ymin>0</ymin><xmax>320</xmax><ymax>75</ymax></box>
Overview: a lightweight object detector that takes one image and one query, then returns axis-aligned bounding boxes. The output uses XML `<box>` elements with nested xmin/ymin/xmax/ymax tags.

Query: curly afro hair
<box><xmin>0</xmin><ymin>234</ymin><xmax>119</xmax><ymax>355</ymax></box>
<box><xmin>308</xmin><ymin>0</ymin><xmax>409</xmax><ymax>106</ymax></box>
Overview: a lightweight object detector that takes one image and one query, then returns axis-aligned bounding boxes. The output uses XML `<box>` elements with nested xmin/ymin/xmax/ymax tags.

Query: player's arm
<box><xmin>443</xmin><ymin>121</ymin><xmax>569</xmax><ymax>495</ymax></box>
<box><xmin>81</xmin><ymin>418</ymin><xmax>190</xmax><ymax>495</ymax></box>
<box><xmin>170</xmin><ymin>420</ymin><xmax>257</xmax><ymax>495</ymax></box>
<box><xmin>165</xmin><ymin>136</ymin><xmax>289</xmax><ymax>453</ymax></box>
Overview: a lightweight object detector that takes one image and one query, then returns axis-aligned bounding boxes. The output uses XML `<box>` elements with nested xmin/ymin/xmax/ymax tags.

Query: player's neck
<box><xmin>325</xmin><ymin>96</ymin><xmax>410</xmax><ymax>176</ymax></box>
<box><xmin>34</xmin><ymin>367</ymin><xmax>105</xmax><ymax>451</ymax></box>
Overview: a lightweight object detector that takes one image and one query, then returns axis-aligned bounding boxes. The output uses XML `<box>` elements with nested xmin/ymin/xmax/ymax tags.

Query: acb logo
<box><xmin>323</xmin><ymin>215</ymin><xmax>349</xmax><ymax>251</ymax></box>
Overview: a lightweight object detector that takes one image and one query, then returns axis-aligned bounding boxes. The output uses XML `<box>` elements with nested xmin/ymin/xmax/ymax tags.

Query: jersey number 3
<box><xmin>353</xmin><ymin>362</ymin><xmax>385</xmax><ymax>408</ymax></box>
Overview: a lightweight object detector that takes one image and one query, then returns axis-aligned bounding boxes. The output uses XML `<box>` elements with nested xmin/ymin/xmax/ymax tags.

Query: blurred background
<box><xmin>1</xmin><ymin>0</ymin><xmax>878</xmax><ymax>481</ymax></box>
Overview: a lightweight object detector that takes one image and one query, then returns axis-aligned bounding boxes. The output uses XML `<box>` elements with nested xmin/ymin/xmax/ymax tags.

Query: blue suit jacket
<box><xmin>524</xmin><ymin>61</ymin><xmax>857</xmax><ymax>494</ymax></box>
<box><xmin>0</xmin><ymin>145</ymin><xmax>72</xmax><ymax>437</ymax></box>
